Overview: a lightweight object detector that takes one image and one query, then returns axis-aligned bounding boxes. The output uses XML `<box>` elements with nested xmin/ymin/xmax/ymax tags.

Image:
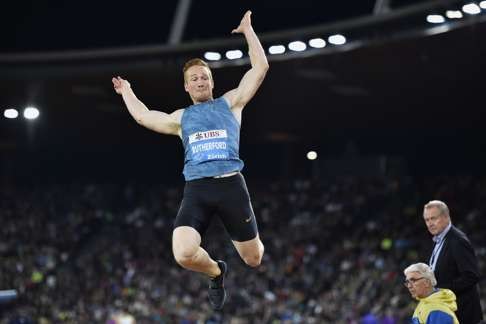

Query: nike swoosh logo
<box><xmin>244</xmin><ymin>217</ymin><xmax>252</xmax><ymax>223</ymax></box>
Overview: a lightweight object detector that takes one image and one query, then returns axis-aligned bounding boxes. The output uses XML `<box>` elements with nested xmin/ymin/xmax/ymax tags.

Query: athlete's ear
<box><xmin>207</xmin><ymin>68</ymin><xmax>214</xmax><ymax>89</ymax></box>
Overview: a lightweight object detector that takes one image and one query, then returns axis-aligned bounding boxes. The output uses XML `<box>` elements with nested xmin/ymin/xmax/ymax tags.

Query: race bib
<box><xmin>188</xmin><ymin>130</ymin><xmax>229</xmax><ymax>161</ymax></box>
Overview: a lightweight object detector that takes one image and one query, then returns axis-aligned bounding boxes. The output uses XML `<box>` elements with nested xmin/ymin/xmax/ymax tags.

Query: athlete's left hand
<box><xmin>232</xmin><ymin>10</ymin><xmax>252</xmax><ymax>34</ymax></box>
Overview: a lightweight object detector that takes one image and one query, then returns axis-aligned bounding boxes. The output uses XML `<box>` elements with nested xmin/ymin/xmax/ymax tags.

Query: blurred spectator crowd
<box><xmin>1</xmin><ymin>176</ymin><xmax>485</xmax><ymax>323</ymax></box>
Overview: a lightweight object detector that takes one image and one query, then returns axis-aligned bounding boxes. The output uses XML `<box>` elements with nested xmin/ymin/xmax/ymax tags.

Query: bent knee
<box><xmin>173</xmin><ymin>247</ymin><xmax>198</xmax><ymax>267</ymax></box>
<box><xmin>243</xmin><ymin>253</ymin><xmax>263</xmax><ymax>268</ymax></box>
<box><xmin>174</xmin><ymin>253</ymin><xmax>194</xmax><ymax>268</ymax></box>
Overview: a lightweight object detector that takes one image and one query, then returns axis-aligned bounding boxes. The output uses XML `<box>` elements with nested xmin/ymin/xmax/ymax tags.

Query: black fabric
<box><xmin>174</xmin><ymin>173</ymin><xmax>258</xmax><ymax>242</ymax></box>
<box><xmin>432</xmin><ymin>225</ymin><xmax>483</xmax><ymax>324</ymax></box>
<box><xmin>208</xmin><ymin>260</ymin><xmax>228</xmax><ymax>310</ymax></box>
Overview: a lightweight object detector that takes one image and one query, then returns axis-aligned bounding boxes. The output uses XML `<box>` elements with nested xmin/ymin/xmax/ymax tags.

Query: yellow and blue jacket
<box><xmin>412</xmin><ymin>288</ymin><xmax>459</xmax><ymax>324</ymax></box>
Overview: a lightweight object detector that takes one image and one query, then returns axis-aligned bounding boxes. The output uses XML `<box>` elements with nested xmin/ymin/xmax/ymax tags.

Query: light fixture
<box><xmin>307</xmin><ymin>151</ymin><xmax>318</xmax><ymax>160</ymax></box>
<box><xmin>328</xmin><ymin>34</ymin><xmax>346</xmax><ymax>45</ymax></box>
<box><xmin>4</xmin><ymin>108</ymin><xmax>19</xmax><ymax>119</ymax></box>
<box><xmin>288</xmin><ymin>41</ymin><xmax>307</xmax><ymax>52</ymax></box>
<box><xmin>204</xmin><ymin>52</ymin><xmax>221</xmax><ymax>61</ymax></box>
<box><xmin>268</xmin><ymin>45</ymin><xmax>285</xmax><ymax>55</ymax></box>
<box><xmin>426</xmin><ymin>14</ymin><xmax>446</xmax><ymax>23</ymax></box>
<box><xmin>462</xmin><ymin>3</ymin><xmax>481</xmax><ymax>15</ymax></box>
<box><xmin>309</xmin><ymin>38</ymin><xmax>326</xmax><ymax>48</ymax></box>
<box><xmin>225</xmin><ymin>50</ymin><xmax>243</xmax><ymax>60</ymax></box>
<box><xmin>23</xmin><ymin>107</ymin><xmax>40</xmax><ymax>120</ymax></box>
<box><xmin>445</xmin><ymin>10</ymin><xmax>463</xmax><ymax>19</ymax></box>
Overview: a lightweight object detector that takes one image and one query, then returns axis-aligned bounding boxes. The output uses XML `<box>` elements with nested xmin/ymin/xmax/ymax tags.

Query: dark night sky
<box><xmin>3</xmin><ymin>0</ymin><xmax>485</xmax><ymax>180</ymax></box>
<box><xmin>2</xmin><ymin>0</ymin><xmax>426</xmax><ymax>52</ymax></box>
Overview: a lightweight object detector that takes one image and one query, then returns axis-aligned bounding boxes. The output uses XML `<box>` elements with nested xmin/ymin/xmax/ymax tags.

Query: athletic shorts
<box><xmin>174</xmin><ymin>173</ymin><xmax>258</xmax><ymax>242</ymax></box>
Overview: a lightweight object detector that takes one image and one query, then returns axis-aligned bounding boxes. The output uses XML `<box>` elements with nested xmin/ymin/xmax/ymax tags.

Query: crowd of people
<box><xmin>1</xmin><ymin>175</ymin><xmax>485</xmax><ymax>323</ymax></box>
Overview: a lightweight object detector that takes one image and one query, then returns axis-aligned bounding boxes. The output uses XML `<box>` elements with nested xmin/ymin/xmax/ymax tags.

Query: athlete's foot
<box><xmin>208</xmin><ymin>260</ymin><xmax>227</xmax><ymax>310</ymax></box>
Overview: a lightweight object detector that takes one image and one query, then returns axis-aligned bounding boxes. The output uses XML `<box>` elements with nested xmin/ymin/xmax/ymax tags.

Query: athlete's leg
<box><xmin>216</xmin><ymin>174</ymin><xmax>264</xmax><ymax>267</ymax></box>
<box><xmin>232</xmin><ymin>234</ymin><xmax>264</xmax><ymax>267</ymax></box>
<box><xmin>172</xmin><ymin>226</ymin><xmax>221</xmax><ymax>277</ymax></box>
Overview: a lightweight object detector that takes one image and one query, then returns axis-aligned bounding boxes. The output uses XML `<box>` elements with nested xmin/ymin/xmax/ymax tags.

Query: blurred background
<box><xmin>1</xmin><ymin>0</ymin><xmax>485</xmax><ymax>323</ymax></box>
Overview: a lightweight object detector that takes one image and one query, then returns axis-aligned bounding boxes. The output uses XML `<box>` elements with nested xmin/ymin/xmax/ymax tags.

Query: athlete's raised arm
<box><xmin>224</xmin><ymin>11</ymin><xmax>269</xmax><ymax>119</ymax></box>
<box><xmin>112</xmin><ymin>76</ymin><xmax>183</xmax><ymax>136</ymax></box>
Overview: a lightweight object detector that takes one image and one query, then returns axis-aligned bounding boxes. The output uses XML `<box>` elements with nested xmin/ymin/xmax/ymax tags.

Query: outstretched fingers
<box><xmin>231</xmin><ymin>10</ymin><xmax>252</xmax><ymax>34</ymax></box>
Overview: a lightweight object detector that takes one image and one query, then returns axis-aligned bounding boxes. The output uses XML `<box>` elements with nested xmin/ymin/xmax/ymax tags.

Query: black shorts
<box><xmin>174</xmin><ymin>173</ymin><xmax>258</xmax><ymax>242</ymax></box>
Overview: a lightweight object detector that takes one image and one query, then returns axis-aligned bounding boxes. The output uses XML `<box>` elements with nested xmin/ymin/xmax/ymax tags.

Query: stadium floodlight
<box><xmin>306</xmin><ymin>151</ymin><xmax>318</xmax><ymax>160</ymax></box>
<box><xmin>328</xmin><ymin>34</ymin><xmax>346</xmax><ymax>45</ymax></box>
<box><xmin>204</xmin><ymin>51</ymin><xmax>221</xmax><ymax>61</ymax></box>
<box><xmin>309</xmin><ymin>38</ymin><xmax>326</xmax><ymax>48</ymax></box>
<box><xmin>445</xmin><ymin>10</ymin><xmax>463</xmax><ymax>19</ymax></box>
<box><xmin>426</xmin><ymin>14</ymin><xmax>446</xmax><ymax>23</ymax></box>
<box><xmin>268</xmin><ymin>45</ymin><xmax>285</xmax><ymax>55</ymax></box>
<box><xmin>462</xmin><ymin>3</ymin><xmax>481</xmax><ymax>14</ymax></box>
<box><xmin>4</xmin><ymin>108</ymin><xmax>19</xmax><ymax>119</ymax></box>
<box><xmin>23</xmin><ymin>107</ymin><xmax>40</xmax><ymax>120</ymax></box>
<box><xmin>225</xmin><ymin>50</ymin><xmax>243</xmax><ymax>60</ymax></box>
<box><xmin>288</xmin><ymin>41</ymin><xmax>307</xmax><ymax>52</ymax></box>
<box><xmin>480</xmin><ymin>1</ymin><xmax>486</xmax><ymax>9</ymax></box>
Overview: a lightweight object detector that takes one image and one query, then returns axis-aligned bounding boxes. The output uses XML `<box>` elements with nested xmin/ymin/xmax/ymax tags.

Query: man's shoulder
<box><xmin>445</xmin><ymin>226</ymin><xmax>476</xmax><ymax>254</ymax></box>
<box><xmin>172</xmin><ymin>108</ymin><xmax>185</xmax><ymax>123</ymax></box>
<box><xmin>448</xmin><ymin>225</ymin><xmax>470</xmax><ymax>242</ymax></box>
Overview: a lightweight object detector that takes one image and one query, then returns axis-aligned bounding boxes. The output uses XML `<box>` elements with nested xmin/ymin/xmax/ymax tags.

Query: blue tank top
<box><xmin>181</xmin><ymin>97</ymin><xmax>244</xmax><ymax>181</ymax></box>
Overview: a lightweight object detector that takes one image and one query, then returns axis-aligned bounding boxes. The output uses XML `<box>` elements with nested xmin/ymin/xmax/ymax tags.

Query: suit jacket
<box><xmin>432</xmin><ymin>225</ymin><xmax>483</xmax><ymax>324</ymax></box>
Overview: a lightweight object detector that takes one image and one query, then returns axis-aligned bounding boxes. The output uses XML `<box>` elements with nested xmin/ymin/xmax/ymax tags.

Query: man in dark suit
<box><xmin>423</xmin><ymin>200</ymin><xmax>483</xmax><ymax>324</ymax></box>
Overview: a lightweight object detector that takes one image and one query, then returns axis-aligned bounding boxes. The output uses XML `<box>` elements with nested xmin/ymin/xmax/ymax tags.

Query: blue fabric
<box><xmin>181</xmin><ymin>97</ymin><xmax>244</xmax><ymax>180</ymax></box>
<box><xmin>411</xmin><ymin>310</ymin><xmax>455</xmax><ymax>324</ymax></box>
<box><xmin>426</xmin><ymin>311</ymin><xmax>454</xmax><ymax>324</ymax></box>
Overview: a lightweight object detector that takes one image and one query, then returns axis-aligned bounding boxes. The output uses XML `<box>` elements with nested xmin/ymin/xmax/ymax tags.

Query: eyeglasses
<box><xmin>403</xmin><ymin>277</ymin><xmax>425</xmax><ymax>286</ymax></box>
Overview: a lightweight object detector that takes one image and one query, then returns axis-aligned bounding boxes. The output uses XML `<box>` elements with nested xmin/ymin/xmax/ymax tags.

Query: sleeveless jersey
<box><xmin>181</xmin><ymin>97</ymin><xmax>244</xmax><ymax>181</ymax></box>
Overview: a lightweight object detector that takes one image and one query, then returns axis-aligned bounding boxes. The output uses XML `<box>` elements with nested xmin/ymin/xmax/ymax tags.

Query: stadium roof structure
<box><xmin>1</xmin><ymin>0</ymin><xmax>485</xmax><ymax>178</ymax></box>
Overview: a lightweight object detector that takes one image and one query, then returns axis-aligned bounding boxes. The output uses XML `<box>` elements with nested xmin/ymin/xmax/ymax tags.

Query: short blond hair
<box><xmin>183</xmin><ymin>58</ymin><xmax>212</xmax><ymax>83</ymax></box>
<box><xmin>424</xmin><ymin>200</ymin><xmax>450</xmax><ymax>218</ymax></box>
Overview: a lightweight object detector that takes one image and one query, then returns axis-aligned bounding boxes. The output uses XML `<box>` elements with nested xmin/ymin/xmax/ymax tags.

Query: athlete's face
<box><xmin>423</xmin><ymin>207</ymin><xmax>450</xmax><ymax>236</ymax></box>
<box><xmin>184</xmin><ymin>65</ymin><xmax>214</xmax><ymax>103</ymax></box>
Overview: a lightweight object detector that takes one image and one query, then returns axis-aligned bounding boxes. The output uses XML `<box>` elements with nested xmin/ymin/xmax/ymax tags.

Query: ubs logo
<box><xmin>189</xmin><ymin>129</ymin><xmax>227</xmax><ymax>144</ymax></box>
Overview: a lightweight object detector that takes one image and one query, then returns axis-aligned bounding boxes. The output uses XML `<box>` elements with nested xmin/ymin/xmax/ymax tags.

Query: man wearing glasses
<box><xmin>423</xmin><ymin>200</ymin><xmax>483</xmax><ymax>324</ymax></box>
<box><xmin>404</xmin><ymin>262</ymin><xmax>459</xmax><ymax>324</ymax></box>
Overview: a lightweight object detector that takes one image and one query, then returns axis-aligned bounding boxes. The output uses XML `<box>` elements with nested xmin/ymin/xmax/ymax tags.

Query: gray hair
<box><xmin>404</xmin><ymin>262</ymin><xmax>437</xmax><ymax>287</ymax></box>
<box><xmin>424</xmin><ymin>200</ymin><xmax>450</xmax><ymax>218</ymax></box>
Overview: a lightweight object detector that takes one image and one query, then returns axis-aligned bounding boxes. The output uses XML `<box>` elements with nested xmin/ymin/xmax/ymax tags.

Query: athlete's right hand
<box><xmin>112</xmin><ymin>76</ymin><xmax>131</xmax><ymax>95</ymax></box>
